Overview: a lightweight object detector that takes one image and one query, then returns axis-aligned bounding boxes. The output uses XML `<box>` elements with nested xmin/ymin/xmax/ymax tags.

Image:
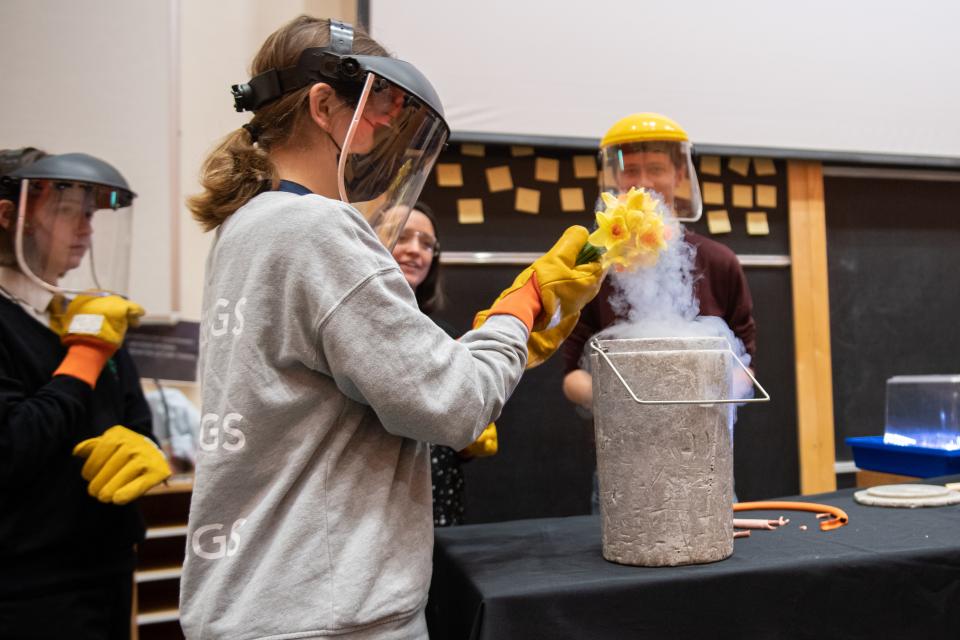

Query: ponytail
<box><xmin>188</xmin><ymin>128</ymin><xmax>275</xmax><ymax>232</ymax></box>
<box><xmin>187</xmin><ymin>15</ymin><xmax>388</xmax><ymax>232</ymax></box>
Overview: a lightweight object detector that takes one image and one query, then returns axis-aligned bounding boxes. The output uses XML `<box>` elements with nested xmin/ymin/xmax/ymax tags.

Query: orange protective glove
<box><xmin>459</xmin><ymin>422</ymin><xmax>498</xmax><ymax>459</ymax></box>
<box><xmin>474</xmin><ymin>226</ymin><xmax>605</xmax><ymax>368</ymax></box>
<box><xmin>51</xmin><ymin>294</ymin><xmax>145</xmax><ymax>387</ymax></box>
<box><xmin>73</xmin><ymin>425</ymin><xmax>171</xmax><ymax>505</ymax></box>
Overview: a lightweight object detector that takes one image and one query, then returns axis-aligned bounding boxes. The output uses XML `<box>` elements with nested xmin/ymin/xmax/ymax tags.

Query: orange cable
<box><xmin>733</xmin><ymin>500</ymin><xmax>849</xmax><ymax>531</ymax></box>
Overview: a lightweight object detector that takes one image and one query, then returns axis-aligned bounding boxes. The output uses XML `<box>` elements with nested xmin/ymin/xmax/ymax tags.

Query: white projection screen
<box><xmin>370</xmin><ymin>0</ymin><xmax>960</xmax><ymax>162</ymax></box>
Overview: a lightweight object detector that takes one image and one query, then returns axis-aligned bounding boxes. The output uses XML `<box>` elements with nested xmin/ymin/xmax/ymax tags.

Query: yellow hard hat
<box><xmin>600</xmin><ymin>113</ymin><xmax>689</xmax><ymax>148</ymax></box>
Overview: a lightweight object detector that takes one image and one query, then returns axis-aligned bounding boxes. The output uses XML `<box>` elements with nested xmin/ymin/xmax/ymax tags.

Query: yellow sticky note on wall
<box><xmin>703</xmin><ymin>182</ymin><xmax>724</xmax><ymax>205</ymax></box>
<box><xmin>753</xmin><ymin>158</ymin><xmax>776</xmax><ymax>176</ymax></box>
<box><xmin>511</xmin><ymin>146</ymin><xmax>535</xmax><ymax>157</ymax></box>
<box><xmin>746</xmin><ymin>211</ymin><xmax>770</xmax><ymax>235</ymax></box>
<box><xmin>486</xmin><ymin>166</ymin><xmax>514</xmax><ymax>193</ymax></box>
<box><xmin>756</xmin><ymin>184</ymin><xmax>777</xmax><ymax>208</ymax></box>
<box><xmin>573</xmin><ymin>155</ymin><xmax>598</xmax><ymax>179</ymax></box>
<box><xmin>435</xmin><ymin>163</ymin><xmax>463</xmax><ymax>187</ymax></box>
<box><xmin>732</xmin><ymin>184</ymin><xmax>754</xmax><ymax>208</ymax></box>
<box><xmin>560</xmin><ymin>187</ymin><xmax>586</xmax><ymax>212</ymax></box>
<box><xmin>515</xmin><ymin>188</ymin><xmax>541</xmax><ymax>214</ymax></box>
<box><xmin>457</xmin><ymin>199</ymin><xmax>484</xmax><ymax>224</ymax></box>
<box><xmin>728</xmin><ymin>157</ymin><xmax>750</xmax><ymax>177</ymax></box>
<box><xmin>707</xmin><ymin>210</ymin><xmax>732</xmax><ymax>234</ymax></box>
<box><xmin>461</xmin><ymin>144</ymin><xmax>485</xmax><ymax>157</ymax></box>
<box><xmin>700</xmin><ymin>156</ymin><xmax>722</xmax><ymax>176</ymax></box>
<box><xmin>535</xmin><ymin>157</ymin><xmax>560</xmax><ymax>183</ymax></box>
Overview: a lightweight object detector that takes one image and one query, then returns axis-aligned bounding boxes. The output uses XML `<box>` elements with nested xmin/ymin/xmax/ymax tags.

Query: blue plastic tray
<box><xmin>846</xmin><ymin>435</ymin><xmax>960</xmax><ymax>477</ymax></box>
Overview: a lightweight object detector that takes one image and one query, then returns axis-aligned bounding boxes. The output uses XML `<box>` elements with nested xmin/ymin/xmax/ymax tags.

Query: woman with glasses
<box><xmin>392</xmin><ymin>202</ymin><xmax>496</xmax><ymax>527</ymax></box>
<box><xmin>391</xmin><ymin>202</ymin><xmax>444</xmax><ymax>316</ymax></box>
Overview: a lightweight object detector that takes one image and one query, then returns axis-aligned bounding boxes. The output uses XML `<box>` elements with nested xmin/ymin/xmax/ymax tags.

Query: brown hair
<box><xmin>188</xmin><ymin>16</ymin><xmax>388</xmax><ymax>232</ymax></box>
<box><xmin>409</xmin><ymin>201</ymin><xmax>445</xmax><ymax>315</ymax></box>
<box><xmin>0</xmin><ymin>147</ymin><xmax>50</xmax><ymax>266</ymax></box>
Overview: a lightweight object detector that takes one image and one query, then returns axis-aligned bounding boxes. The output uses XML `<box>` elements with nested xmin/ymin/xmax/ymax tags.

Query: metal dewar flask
<box><xmin>591</xmin><ymin>336</ymin><xmax>766</xmax><ymax>567</ymax></box>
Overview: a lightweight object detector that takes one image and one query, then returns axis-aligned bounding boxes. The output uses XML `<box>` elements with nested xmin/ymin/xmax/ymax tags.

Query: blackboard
<box><xmin>126</xmin><ymin>321</ymin><xmax>200</xmax><ymax>382</ymax></box>
<box><xmin>825</xmin><ymin>169</ymin><xmax>960</xmax><ymax>460</ymax></box>
<box><xmin>421</xmin><ymin>144</ymin><xmax>801</xmax><ymax>523</ymax></box>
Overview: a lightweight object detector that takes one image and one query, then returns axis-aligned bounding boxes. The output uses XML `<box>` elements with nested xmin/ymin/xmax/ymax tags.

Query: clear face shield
<box><xmin>598</xmin><ymin>140</ymin><xmax>702</xmax><ymax>222</ymax></box>
<box><xmin>337</xmin><ymin>73</ymin><xmax>449</xmax><ymax>249</ymax></box>
<box><xmin>13</xmin><ymin>179</ymin><xmax>133</xmax><ymax>295</ymax></box>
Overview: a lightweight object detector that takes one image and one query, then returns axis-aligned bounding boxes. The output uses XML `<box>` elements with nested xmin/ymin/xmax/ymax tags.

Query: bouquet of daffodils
<box><xmin>576</xmin><ymin>187</ymin><xmax>670</xmax><ymax>270</ymax></box>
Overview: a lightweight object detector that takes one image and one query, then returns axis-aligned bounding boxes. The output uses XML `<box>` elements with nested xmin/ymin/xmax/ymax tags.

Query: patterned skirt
<box><xmin>430</xmin><ymin>444</ymin><xmax>465</xmax><ymax>526</ymax></box>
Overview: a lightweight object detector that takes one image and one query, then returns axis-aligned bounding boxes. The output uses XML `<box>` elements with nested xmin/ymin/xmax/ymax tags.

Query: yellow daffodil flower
<box><xmin>581</xmin><ymin>187</ymin><xmax>669</xmax><ymax>271</ymax></box>
<box><xmin>588</xmin><ymin>210</ymin><xmax>631</xmax><ymax>251</ymax></box>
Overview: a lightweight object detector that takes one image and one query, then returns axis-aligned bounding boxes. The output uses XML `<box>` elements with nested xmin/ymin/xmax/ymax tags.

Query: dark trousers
<box><xmin>0</xmin><ymin>572</ymin><xmax>132</xmax><ymax>640</ymax></box>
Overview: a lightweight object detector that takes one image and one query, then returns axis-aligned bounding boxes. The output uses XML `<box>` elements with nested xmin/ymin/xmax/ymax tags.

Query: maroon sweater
<box><xmin>561</xmin><ymin>230</ymin><xmax>756</xmax><ymax>373</ymax></box>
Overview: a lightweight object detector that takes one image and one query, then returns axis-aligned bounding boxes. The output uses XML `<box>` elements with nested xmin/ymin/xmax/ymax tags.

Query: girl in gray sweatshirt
<box><xmin>179</xmin><ymin>16</ymin><xmax>602</xmax><ymax>640</ymax></box>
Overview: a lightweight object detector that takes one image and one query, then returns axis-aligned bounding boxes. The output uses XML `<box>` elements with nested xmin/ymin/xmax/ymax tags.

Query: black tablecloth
<box><xmin>428</xmin><ymin>479</ymin><xmax>960</xmax><ymax>640</ymax></box>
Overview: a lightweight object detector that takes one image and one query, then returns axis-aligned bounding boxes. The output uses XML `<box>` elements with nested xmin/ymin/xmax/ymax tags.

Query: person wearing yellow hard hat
<box><xmin>560</xmin><ymin>113</ymin><xmax>756</xmax><ymax>510</ymax></box>
<box><xmin>597</xmin><ymin>112</ymin><xmax>703</xmax><ymax>223</ymax></box>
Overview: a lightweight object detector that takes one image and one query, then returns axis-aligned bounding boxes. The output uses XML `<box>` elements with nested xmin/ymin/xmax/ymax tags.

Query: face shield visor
<box><xmin>229</xmin><ymin>20</ymin><xmax>449</xmax><ymax>248</ymax></box>
<box><xmin>12</xmin><ymin>178</ymin><xmax>133</xmax><ymax>296</ymax></box>
<box><xmin>598</xmin><ymin>140</ymin><xmax>702</xmax><ymax>222</ymax></box>
<box><xmin>337</xmin><ymin>73</ymin><xmax>448</xmax><ymax>249</ymax></box>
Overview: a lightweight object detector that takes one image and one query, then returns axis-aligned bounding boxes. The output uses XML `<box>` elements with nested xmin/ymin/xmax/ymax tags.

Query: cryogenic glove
<box><xmin>52</xmin><ymin>294</ymin><xmax>145</xmax><ymax>387</ymax></box>
<box><xmin>473</xmin><ymin>226</ymin><xmax>605</xmax><ymax>368</ymax></box>
<box><xmin>51</xmin><ymin>293</ymin><xmax>145</xmax><ymax>347</ymax></box>
<box><xmin>73</xmin><ymin>425</ymin><xmax>171</xmax><ymax>505</ymax></box>
<box><xmin>460</xmin><ymin>422</ymin><xmax>498</xmax><ymax>459</ymax></box>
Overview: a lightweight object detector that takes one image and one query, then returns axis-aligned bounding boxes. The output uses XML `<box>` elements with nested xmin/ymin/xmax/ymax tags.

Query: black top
<box><xmin>0</xmin><ymin>296</ymin><xmax>152</xmax><ymax>597</ymax></box>
<box><xmin>428</xmin><ymin>476</ymin><xmax>960</xmax><ymax>640</ymax></box>
<box><xmin>429</xmin><ymin>317</ymin><xmax>466</xmax><ymax>527</ymax></box>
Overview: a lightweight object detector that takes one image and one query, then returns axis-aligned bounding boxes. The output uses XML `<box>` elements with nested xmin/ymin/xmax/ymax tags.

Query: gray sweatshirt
<box><xmin>179</xmin><ymin>192</ymin><xmax>528</xmax><ymax>639</ymax></box>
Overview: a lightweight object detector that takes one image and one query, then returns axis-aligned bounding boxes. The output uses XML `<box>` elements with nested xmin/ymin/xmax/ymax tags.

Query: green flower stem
<box><xmin>575</xmin><ymin>242</ymin><xmax>606</xmax><ymax>266</ymax></box>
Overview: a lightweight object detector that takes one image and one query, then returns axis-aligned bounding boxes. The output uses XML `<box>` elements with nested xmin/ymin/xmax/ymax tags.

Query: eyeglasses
<box><xmin>396</xmin><ymin>229</ymin><xmax>439</xmax><ymax>253</ymax></box>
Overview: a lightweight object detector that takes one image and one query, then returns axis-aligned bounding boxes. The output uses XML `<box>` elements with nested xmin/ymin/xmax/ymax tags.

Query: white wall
<box><xmin>370</xmin><ymin>0</ymin><xmax>960</xmax><ymax>159</ymax></box>
<box><xmin>0</xmin><ymin>0</ymin><xmax>177</xmax><ymax>314</ymax></box>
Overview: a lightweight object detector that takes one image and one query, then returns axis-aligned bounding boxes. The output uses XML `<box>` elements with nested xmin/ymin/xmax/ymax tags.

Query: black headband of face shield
<box><xmin>231</xmin><ymin>20</ymin><xmax>361</xmax><ymax>113</ymax></box>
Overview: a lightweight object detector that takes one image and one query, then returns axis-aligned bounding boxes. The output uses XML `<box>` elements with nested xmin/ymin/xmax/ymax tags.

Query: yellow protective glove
<box><xmin>474</xmin><ymin>226</ymin><xmax>605</xmax><ymax>368</ymax></box>
<box><xmin>51</xmin><ymin>293</ymin><xmax>145</xmax><ymax>349</ymax></box>
<box><xmin>51</xmin><ymin>294</ymin><xmax>145</xmax><ymax>387</ymax></box>
<box><xmin>459</xmin><ymin>422</ymin><xmax>498</xmax><ymax>459</ymax></box>
<box><xmin>73</xmin><ymin>425</ymin><xmax>172</xmax><ymax>505</ymax></box>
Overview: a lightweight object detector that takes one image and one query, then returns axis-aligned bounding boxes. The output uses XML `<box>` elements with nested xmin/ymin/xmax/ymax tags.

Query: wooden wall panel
<box><xmin>787</xmin><ymin>161</ymin><xmax>837</xmax><ymax>493</ymax></box>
